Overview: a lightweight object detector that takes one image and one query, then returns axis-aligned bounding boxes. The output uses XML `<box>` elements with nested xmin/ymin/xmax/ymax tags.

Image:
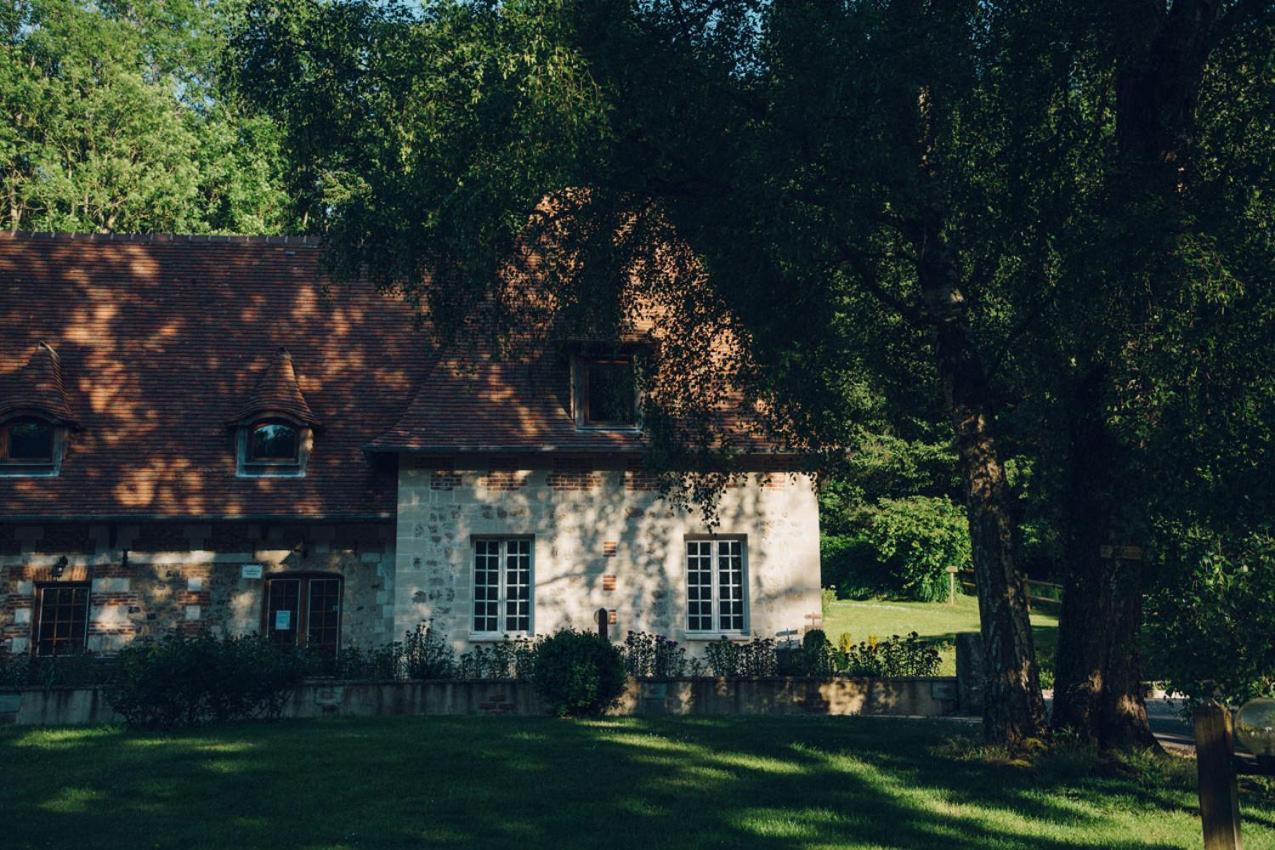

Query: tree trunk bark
<box><xmin>916</xmin><ymin>222</ymin><xmax>1048</xmax><ymax>746</ymax></box>
<box><xmin>1051</xmin><ymin>370</ymin><xmax>1157</xmax><ymax>749</ymax></box>
<box><xmin>1053</xmin><ymin>0</ymin><xmax>1228</xmax><ymax>751</ymax></box>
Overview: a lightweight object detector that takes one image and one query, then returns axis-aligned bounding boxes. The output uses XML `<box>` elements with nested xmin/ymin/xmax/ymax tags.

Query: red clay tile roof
<box><xmin>0</xmin><ymin>232</ymin><xmax>784</xmax><ymax>519</ymax></box>
<box><xmin>0</xmin><ymin>341</ymin><xmax>79</xmax><ymax>426</ymax></box>
<box><xmin>231</xmin><ymin>347</ymin><xmax>319</xmax><ymax>428</ymax></box>
<box><xmin>368</xmin><ymin>352</ymin><xmax>647</xmax><ymax>453</ymax></box>
<box><xmin>0</xmin><ymin>233</ymin><xmax>426</xmax><ymax>519</ymax></box>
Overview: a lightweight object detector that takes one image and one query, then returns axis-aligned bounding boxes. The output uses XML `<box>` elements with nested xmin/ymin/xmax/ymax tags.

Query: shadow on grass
<box><xmin>0</xmin><ymin>715</ymin><xmax>1252</xmax><ymax>850</ymax></box>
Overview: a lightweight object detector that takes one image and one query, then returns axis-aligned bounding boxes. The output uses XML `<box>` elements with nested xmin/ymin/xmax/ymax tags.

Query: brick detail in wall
<box><xmin>602</xmin><ymin>541</ymin><xmax>618</xmax><ymax>557</ymax></box>
<box><xmin>625</xmin><ymin>467</ymin><xmax>661</xmax><ymax>491</ymax></box>
<box><xmin>480</xmin><ymin>468</ymin><xmax>528</xmax><ymax>491</ymax></box>
<box><xmin>548</xmin><ymin>461</ymin><xmax>599</xmax><ymax>491</ymax></box>
<box><xmin>431</xmin><ymin>470</ymin><xmax>463</xmax><ymax>490</ymax></box>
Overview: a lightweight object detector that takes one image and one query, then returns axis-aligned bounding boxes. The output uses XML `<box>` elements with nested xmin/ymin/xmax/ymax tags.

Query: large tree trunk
<box><xmin>917</xmin><ymin>222</ymin><xmax>1048</xmax><ymax>746</ymax></box>
<box><xmin>1051</xmin><ymin>369</ymin><xmax>1157</xmax><ymax>749</ymax></box>
<box><xmin>1052</xmin><ymin>0</ymin><xmax>1228</xmax><ymax>750</ymax></box>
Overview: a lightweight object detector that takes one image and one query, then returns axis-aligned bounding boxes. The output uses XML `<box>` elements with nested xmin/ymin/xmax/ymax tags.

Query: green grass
<box><xmin>822</xmin><ymin>594</ymin><xmax>1059</xmax><ymax>679</ymax></box>
<box><xmin>3</xmin><ymin>715</ymin><xmax>1273</xmax><ymax>849</ymax></box>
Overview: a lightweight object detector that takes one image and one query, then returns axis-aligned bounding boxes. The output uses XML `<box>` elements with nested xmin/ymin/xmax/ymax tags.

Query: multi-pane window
<box><xmin>473</xmin><ymin>538</ymin><xmax>533</xmax><ymax>635</ymax></box>
<box><xmin>264</xmin><ymin>575</ymin><xmax>342</xmax><ymax>657</ymax></box>
<box><xmin>34</xmin><ymin>583</ymin><xmax>90</xmax><ymax>656</ymax></box>
<box><xmin>686</xmin><ymin>538</ymin><xmax>747</xmax><ymax>633</ymax></box>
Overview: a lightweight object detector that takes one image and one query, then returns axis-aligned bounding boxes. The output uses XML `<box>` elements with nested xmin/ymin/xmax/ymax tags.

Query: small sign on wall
<box><xmin>241</xmin><ymin>563</ymin><xmax>264</xmax><ymax>579</ymax></box>
<box><xmin>274</xmin><ymin>610</ymin><xmax>292</xmax><ymax>630</ymax></box>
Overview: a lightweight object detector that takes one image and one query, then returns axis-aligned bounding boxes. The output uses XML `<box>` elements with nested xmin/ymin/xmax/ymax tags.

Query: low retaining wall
<box><xmin>2</xmin><ymin>676</ymin><xmax>963</xmax><ymax>726</ymax></box>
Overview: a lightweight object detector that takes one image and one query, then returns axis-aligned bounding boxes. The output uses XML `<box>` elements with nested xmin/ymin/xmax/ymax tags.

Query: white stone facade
<box><xmin>393</xmin><ymin>461</ymin><xmax>822</xmax><ymax>652</ymax></box>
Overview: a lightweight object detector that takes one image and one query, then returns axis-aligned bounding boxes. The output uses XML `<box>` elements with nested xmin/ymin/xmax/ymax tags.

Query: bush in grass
<box><xmin>530</xmin><ymin>628</ymin><xmax>626</xmax><ymax>716</ymax></box>
<box><xmin>864</xmin><ymin>496</ymin><xmax>971</xmax><ymax>602</ymax></box>
<box><xmin>821</xmin><ymin>534</ymin><xmax>885</xmax><ymax>599</ymax></box>
<box><xmin>109</xmin><ymin>632</ymin><xmax>307</xmax><ymax>728</ymax></box>
<box><xmin>0</xmin><ymin>648</ymin><xmax>115</xmax><ymax>688</ymax></box>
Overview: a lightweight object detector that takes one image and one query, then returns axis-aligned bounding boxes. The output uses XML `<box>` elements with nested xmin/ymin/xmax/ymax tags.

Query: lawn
<box><xmin>4</xmin><ymin>715</ymin><xmax>1275</xmax><ymax>850</ymax></box>
<box><xmin>822</xmin><ymin>594</ymin><xmax>1059</xmax><ymax>679</ymax></box>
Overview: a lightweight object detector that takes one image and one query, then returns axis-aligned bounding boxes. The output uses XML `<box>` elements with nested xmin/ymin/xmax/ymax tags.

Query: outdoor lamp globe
<box><xmin>1235</xmin><ymin>698</ymin><xmax>1275</xmax><ymax>760</ymax></box>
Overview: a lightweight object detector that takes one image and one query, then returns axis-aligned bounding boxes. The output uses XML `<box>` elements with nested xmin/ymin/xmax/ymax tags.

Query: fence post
<box><xmin>1195</xmin><ymin>701</ymin><xmax>1243</xmax><ymax>850</ymax></box>
<box><xmin>946</xmin><ymin>566</ymin><xmax>959</xmax><ymax>605</ymax></box>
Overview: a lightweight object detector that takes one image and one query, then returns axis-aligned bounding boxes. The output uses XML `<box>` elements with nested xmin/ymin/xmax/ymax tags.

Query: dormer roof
<box><xmin>231</xmin><ymin>347</ymin><xmax>319</xmax><ymax>428</ymax></box>
<box><xmin>0</xmin><ymin>341</ymin><xmax>78</xmax><ymax>426</ymax></box>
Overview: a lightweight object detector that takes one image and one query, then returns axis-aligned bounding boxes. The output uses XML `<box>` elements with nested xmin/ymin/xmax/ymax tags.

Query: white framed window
<box><xmin>686</xmin><ymin>537</ymin><xmax>747</xmax><ymax>633</ymax></box>
<box><xmin>472</xmin><ymin>537</ymin><xmax>533</xmax><ymax>636</ymax></box>
<box><xmin>236</xmin><ymin>419</ymin><xmax>310</xmax><ymax>477</ymax></box>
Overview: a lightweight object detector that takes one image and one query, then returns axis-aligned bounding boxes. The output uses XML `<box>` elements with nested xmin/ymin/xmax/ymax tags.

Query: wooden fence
<box><xmin>958</xmin><ymin>570</ymin><xmax>1062</xmax><ymax>613</ymax></box>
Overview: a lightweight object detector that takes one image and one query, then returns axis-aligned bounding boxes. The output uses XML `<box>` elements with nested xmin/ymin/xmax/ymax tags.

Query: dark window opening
<box><xmin>264</xmin><ymin>575</ymin><xmax>342</xmax><ymax>658</ymax></box>
<box><xmin>2</xmin><ymin>417</ymin><xmax>55</xmax><ymax>464</ymax></box>
<box><xmin>34</xmin><ymin>583</ymin><xmax>90</xmax><ymax>656</ymax></box>
<box><xmin>247</xmin><ymin>421</ymin><xmax>300</xmax><ymax>464</ymax></box>
<box><xmin>581</xmin><ymin>358</ymin><xmax>638</xmax><ymax>428</ymax></box>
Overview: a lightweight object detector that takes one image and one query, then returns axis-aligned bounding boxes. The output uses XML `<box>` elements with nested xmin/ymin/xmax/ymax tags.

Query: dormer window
<box><xmin>575</xmin><ymin>355</ymin><xmax>639</xmax><ymax>429</ymax></box>
<box><xmin>231</xmin><ymin>348</ymin><xmax>318</xmax><ymax>478</ymax></box>
<box><xmin>0</xmin><ymin>342</ymin><xmax>76</xmax><ymax>477</ymax></box>
<box><xmin>248</xmin><ymin>421</ymin><xmax>300</xmax><ymax>464</ymax></box>
<box><xmin>238</xmin><ymin>419</ymin><xmax>309</xmax><ymax>477</ymax></box>
<box><xmin>3</xmin><ymin>416</ymin><xmax>55</xmax><ymax>463</ymax></box>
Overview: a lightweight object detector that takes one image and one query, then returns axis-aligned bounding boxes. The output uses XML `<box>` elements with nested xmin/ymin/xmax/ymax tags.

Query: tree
<box><xmin>0</xmin><ymin>0</ymin><xmax>292</xmax><ymax>233</ymax></box>
<box><xmin>232</xmin><ymin>0</ymin><xmax>1052</xmax><ymax>744</ymax></box>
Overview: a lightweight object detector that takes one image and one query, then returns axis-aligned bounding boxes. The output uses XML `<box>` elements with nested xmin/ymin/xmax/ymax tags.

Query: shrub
<box><xmin>864</xmin><ymin>496</ymin><xmax>971</xmax><ymax>602</ymax></box>
<box><xmin>0</xmin><ymin>650</ymin><xmax>115</xmax><ymax>688</ymax></box>
<box><xmin>109</xmin><ymin>632</ymin><xmax>307</xmax><ymax>728</ymax></box>
<box><xmin>820</xmin><ymin>534</ymin><xmax>884</xmax><ymax>599</ymax></box>
<box><xmin>530</xmin><ymin>629</ymin><xmax>626</xmax><ymax>716</ymax></box>
<box><xmin>704</xmin><ymin>637</ymin><xmax>778</xmax><ymax>678</ymax></box>
<box><xmin>620</xmin><ymin>631</ymin><xmax>687</xmax><ymax>679</ymax></box>
<box><xmin>402</xmin><ymin>623</ymin><xmax>457</xmax><ymax>679</ymax></box>
<box><xmin>835</xmin><ymin>631</ymin><xmax>941</xmax><ymax>677</ymax></box>
<box><xmin>458</xmin><ymin>636</ymin><xmax>539</xmax><ymax>679</ymax></box>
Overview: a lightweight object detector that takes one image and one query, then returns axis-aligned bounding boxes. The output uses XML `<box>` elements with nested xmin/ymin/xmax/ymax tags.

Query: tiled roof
<box><xmin>0</xmin><ymin>232</ymin><xmax>784</xmax><ymax>519</ymax></box>
<box><xmin>0</xmin><ymin>233</ymin><xmax>425</xmax><ymax>519</ymax></box>
<box><xmin>0</xmin><ymin>342</ymin><xmax>79</xmax><ymax>426</ymax></box>
<box><xmin>231</xmin><ymin>347</ymin><xmax>319</xmax><ymax>427</ymax></box>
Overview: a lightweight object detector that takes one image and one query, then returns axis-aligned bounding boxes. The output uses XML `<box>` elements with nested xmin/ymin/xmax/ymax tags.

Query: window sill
<box><xmin>0</xmin><ymin>465</ymin><xmax>58</xmax><ymax>478</ymax></box>
<box><xmin>683</xmin><ymin>632</ymin><xmax>749</xmax><ymax>642</ymax></box>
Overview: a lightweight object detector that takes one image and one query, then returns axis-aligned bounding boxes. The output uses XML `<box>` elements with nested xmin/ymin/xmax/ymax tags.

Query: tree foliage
<box><xmin>0</xmin><ymin>0</ymin><xmax>292</xmax><ymax>232</ymax></box>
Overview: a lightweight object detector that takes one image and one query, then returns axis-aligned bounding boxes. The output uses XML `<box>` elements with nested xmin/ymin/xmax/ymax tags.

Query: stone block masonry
<box><xmin>0</xmin><ymin>521</ymin><xmax>397</xmax><ymax>654</ymax></box>
<box><xmin>395</xmin><ymin>460</ymin><xmax>823</xmax><ymax>653</ymax></box>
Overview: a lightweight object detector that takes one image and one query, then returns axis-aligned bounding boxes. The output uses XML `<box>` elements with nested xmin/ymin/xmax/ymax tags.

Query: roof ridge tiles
<box><xmin>0</xmin><ymin>231</ymin><xmax>320</xmax><ymax>246</ymax></box>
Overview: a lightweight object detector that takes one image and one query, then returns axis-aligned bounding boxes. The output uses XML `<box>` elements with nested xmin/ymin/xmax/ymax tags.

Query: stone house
<box><xmin>0</xmin><ymin>232</ymin><xmax>821</xmax><ymax>660</ymax></box>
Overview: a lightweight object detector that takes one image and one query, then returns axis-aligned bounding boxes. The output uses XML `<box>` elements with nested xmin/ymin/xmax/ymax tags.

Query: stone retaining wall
<box><xmin>3</xmin><ymin>675</ymin><xmax>963</xmax><ymax>726</ymax></box>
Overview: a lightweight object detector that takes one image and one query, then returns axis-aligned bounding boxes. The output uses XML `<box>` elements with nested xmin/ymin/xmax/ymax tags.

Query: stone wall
<box><xmin>394</xmin><ymin>459</ymin><xmax>823</xmax><ymax>652</ymax></box>
<box><xmin>0</xmin><ymin>521</ymin><xmax>396</xmax><ymax>654</ymax></box>
<box><xmin>3</xmin><ymin>676</ymin><xmax>964</xmax><ymax>725</ymax></box>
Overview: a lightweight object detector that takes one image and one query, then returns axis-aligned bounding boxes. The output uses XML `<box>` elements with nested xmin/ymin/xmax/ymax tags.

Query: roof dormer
<box><xmin>230</xmin><ymin>348</ymin><xmax>318</xmax><ymax>477</ymax></box>
<box><xmin>0</xmin><ymin>342</ymin><xmax>77</xmax><ymax>477</ymax></box>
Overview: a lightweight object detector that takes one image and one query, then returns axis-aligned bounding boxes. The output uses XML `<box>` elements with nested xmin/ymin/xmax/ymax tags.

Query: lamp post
<box><xmin>1195</xmin><ymin>698</ymin><xmax>1275</xmax><ymax>850</ymax></box>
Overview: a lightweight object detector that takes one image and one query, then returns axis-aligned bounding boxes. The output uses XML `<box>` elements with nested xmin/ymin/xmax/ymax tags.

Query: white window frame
<box><xmin>471</xmin><ymin>537</ymin><xmax>535</xmax><ymax>639</ymax></box>
<box><xmin>235</xmin><ymin>419</ymin><xmax>311</xmax><ymax>478</ymax></box>
<box><xmin>685</xmin><ymin>536</ymin><xmax>748</xmax><ymax>636</ymax></box>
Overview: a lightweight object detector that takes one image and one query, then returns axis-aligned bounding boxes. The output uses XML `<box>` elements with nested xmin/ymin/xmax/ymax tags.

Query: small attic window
<box><xmin>248</xmin><ymin>421</ymin><xmax>300</xmax><ymax>463</ymax></box>
<box><xmin>4</xmin><ymin>417</ymin><xmax>55</xmax><ymax>462</ymax></box>
<box><xmin>575</xmin><ymin>356</ymin><xmax>639</xmax><ymax>429</ymax></box>
<box><xmin>0</xmin><ymin>415</ymin><xmax>63</xmax><ymax>476</ymax></box>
